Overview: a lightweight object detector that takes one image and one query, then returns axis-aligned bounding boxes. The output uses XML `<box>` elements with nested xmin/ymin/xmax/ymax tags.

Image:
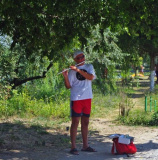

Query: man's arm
<box><xmin>76</xmin><ymin>68</ymin><xmax>94</xmax><ymax>80</ymax></box>
<box><xmin>64</xmin><ymin>76</ymin><xmax>71</xmax><ymax>89</ymax></box>
<box><xmin>70</xmin><ymin>66</ymin><xmax>94</xmax><ymax>80</ymax></box>
<box><xmin>62</xmin><ymin>70</ymin><xmax>71</xmax><ymax>89</ymax></box>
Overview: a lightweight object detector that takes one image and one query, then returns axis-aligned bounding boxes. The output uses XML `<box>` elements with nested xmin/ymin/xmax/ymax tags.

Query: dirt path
<box><xmin>1</xmin><ymin>118</ymin><xmax>158</xmax><ymax>160</ymax></box>
<box><xmin>57</xmin><ymin>118</ymin><xmax>158</xmax><ymax>160</ymax></box>
<box><xmin>1</xmin><ymin>77</ymin><xmax>158</xmax><ymax>160</ymax></box>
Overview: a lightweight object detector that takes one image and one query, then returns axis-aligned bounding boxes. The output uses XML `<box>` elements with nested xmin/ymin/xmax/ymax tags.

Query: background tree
<box><xmin>100</xmin><ymin>0</ymin><xmax>158</xmax><ymax>90</ymax></box>
<box><xmin>84</xmin><ymin>26</ymin><xmax>125</xmax><ymax>93</ymax></box>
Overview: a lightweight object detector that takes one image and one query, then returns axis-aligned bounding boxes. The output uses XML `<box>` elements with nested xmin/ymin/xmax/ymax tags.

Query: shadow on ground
<box><xmin>0</xmin><ymin>121</ymin><xmax>157</xmax><ymax>160</ymax></box>
<box><xmin>0</xmin><ymin>121</ymin><xmax>69</xmax><ymax>160</ymax></box>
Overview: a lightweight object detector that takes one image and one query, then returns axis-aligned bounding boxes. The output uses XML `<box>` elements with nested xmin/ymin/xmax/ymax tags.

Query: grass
<box><xmin>91</xmin><ymin>93</ymin><xmax>120</xmax><ymax>119</ymax></box>
<box><xmin>1</xmin><ymin>75</ymin><xmax>158</xmax><ymax>129</ymax></box>
<box><xmin>117</xmin><ymin>76</ymin><xmax>158</xmax><ymax>126</ymax></box>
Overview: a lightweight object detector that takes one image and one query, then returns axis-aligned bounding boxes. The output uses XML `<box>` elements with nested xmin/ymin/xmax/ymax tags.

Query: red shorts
<box><xmin>70</xmin><ymin>99</ymin><xmax>91</xmax><ymax>117</ymax></box>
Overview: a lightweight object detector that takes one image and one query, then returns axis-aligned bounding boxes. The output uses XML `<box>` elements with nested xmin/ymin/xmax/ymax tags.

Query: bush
<box><xmin>149</xmin><ymin>112</ymin><xmax>158</xmax><ymax>126</ymax></box>
<box><xmin>118</xmin><ymin>109</ymin><xmax>153</xmax><ymax>126</ymax></box>
<box><xmin>0</xmin><ymin>88</ymin><xmax>70</xmax><ymax>120</ymax></box>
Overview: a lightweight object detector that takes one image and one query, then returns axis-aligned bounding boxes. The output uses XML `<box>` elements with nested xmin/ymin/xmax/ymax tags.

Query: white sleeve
<box><xmin>89</xmin><ymin>64</ymin><xmax>96</xmax><ymax>80</ymax></box>
<box><xmin>68</xmin><ymin>70</ymin><xmax>75</xmax><ymax>87</ymax></box>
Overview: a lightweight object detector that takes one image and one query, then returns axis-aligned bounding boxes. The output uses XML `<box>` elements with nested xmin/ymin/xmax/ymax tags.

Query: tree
<box><xmin>100</xmin><ymin>0</ymin><xmax>158</xmax><ymax>90</ymax></box>
<box><xmin>1</xmin><ymin>1</ymin><xmax>128</xmax><ymax>89</ymax></box>
<box><xmin>3</xmin><ymin>0</ymin><xmax>157</xmax><ymax>90</ymax></box>
<box><xmin>84</xmin><ymin>26</ymin><xmax>125</xmax><ymax>93</ymax></box>
<box><xmin>0</xmin><ymin>0</ymin><xmax>103</xmax><ymax>58</ymax></box>
<box><xmin>0</xmin><ymin>0</ymin><xmax>104</xmax><ymax>88</ymax></box>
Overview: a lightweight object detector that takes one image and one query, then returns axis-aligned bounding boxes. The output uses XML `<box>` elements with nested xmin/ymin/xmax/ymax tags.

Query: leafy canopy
<box><xmin>0</xmin><ymin>0</ymin><xmax>103</xmax><ymax>60</ymax></box>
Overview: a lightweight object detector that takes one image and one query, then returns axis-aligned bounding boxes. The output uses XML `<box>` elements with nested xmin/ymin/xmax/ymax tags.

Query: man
<box><xmin>62</xmin><ymin>50</ymin><xmax>96</xmax><ymax>155</ymax></box>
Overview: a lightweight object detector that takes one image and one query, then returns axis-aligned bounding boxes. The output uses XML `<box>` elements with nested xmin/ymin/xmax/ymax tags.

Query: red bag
<box><xmin>111</xmin><ymin>138</ymin><xmax>137</xmax><ymax>155</ymax></box>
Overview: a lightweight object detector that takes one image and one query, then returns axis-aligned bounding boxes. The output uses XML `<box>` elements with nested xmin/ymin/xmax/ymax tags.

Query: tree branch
<box><xmin>11</xmin><ymin>61</ymin><xmax>53</xmax><ymax>89</ymax></box>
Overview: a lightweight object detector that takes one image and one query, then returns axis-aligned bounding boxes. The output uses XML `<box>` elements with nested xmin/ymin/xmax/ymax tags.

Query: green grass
<box><xmin>0</xmin><ymin>90</ymin><xmax>120</xmax><ymax>120</ymax></box>
<box><xmin>117</xmin><ymin>82</ymin><xmax>158</xmax><ymax>126</ymax></box>
<box><xmin>118</xmin><ymin>108</ymin><xmax>152</xmax><ymax>125</ymax></box>
<box><xmin>0</xmin><ymin>89</ymin><xmax>70</xmax><ymax>120</ymax></box>
<box><xmin>91</xmin><ymin>93</ymin><xmax>120</xmax><ymax>118</ymax></box>
<box><xmin>1</xmin><ymin>74</ymin><xmax>158</xmax><ymax>127</ymax></box>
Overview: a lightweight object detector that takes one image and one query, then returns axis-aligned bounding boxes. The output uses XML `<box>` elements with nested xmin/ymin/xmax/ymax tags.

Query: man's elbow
<box><xmin>89</xmin><ymin>75</ymin><xmax>94</xmax><ymax>80</ymax></box>
<box><xmin>66</xmin><ymin>87</ymin><xmax>71</xmax><ymax>89</ymax></box>
<box><xmin>65</xmin><ymin>85</ymin><xmax>71</xmax><ymax>89</ymax></box>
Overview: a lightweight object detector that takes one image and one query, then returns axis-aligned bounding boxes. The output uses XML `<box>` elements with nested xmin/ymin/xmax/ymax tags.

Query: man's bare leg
<box><xmin>81</xmin><ymin>116</ymin><xmax>89</xmax><ymax>149</ymax></box>
<box><xmin>70</xmin><ymin>117</ymin><xmax>80</xmax><ymax>149</ymax></box>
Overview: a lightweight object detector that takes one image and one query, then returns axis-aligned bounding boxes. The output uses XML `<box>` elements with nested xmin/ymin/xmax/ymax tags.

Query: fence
<box><xmin>145</xmin><ymin>96</ymin><xmax>157</xmax><ymax>112</ymax></box>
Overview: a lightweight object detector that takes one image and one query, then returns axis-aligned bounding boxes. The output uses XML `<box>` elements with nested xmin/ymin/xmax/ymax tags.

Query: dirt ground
<box><xmin>59</xmin><ymin>118</ymin><xmax>158</xmax><ymax>160</ymax></box>
<box><xmin>1</xmin><ymin>77</ymin><xmax>158</xmax><ymax>160</ymax></box>
<box><xmin>1</xmin><ymin>118</ymin><xmax>158</xmax><ymax>160</ymax></box>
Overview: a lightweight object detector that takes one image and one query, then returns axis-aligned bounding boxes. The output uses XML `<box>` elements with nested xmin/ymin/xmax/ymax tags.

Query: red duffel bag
<box><xmin>111</xmin><ymin>137</ymin><xmax>137</xmax><ymax>155</ymax></box>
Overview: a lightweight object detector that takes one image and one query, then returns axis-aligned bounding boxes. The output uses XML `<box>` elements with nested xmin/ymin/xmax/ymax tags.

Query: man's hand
<box><xmin>62</xmin><ymin>69</ymin><xmax>68</xmax><ymax>77</ymax></box>
<box><xmin>70</xmin><ymin>66</ymin><xmax>79</xmax><ymax>72</ymax></box>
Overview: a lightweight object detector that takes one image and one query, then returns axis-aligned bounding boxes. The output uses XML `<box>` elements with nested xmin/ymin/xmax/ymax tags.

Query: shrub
<box><xmin>118</xmin><ymin>109</ymin><xmax>152</xmax><ymax>126</ymax></box>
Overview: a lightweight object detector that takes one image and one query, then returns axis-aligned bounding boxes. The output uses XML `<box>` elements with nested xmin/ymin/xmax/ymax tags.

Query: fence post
<box><xmin>150</xmin><ymin>96</ymin><xmax>152</xmax><ymax>112</ymax></box>
<box><xmin>145</xmin><ymin>96</ymin><xmax>147</xmax><ymax>112</ymax></box>
<box><xmin>155</xmin><ymin>100</ymin><xmax>157</xmax><ymax>112</ymax></box>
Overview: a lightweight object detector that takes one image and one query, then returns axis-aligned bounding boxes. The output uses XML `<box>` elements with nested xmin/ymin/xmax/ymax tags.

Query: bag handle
<box><xmin>111</xmin><ymin>142</ymin><xmax>114</xmax><ymax>154</ymax></box>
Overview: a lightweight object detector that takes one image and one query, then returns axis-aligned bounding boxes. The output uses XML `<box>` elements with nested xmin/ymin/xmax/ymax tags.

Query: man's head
<box><xmin>73</xmin><ymin>50</ymin><xmax>84</xmax><ymax>59</ymax></box>
<box><xmin>73</xmin><ymin>50</ymin><xmax>85</xmax><ymax>64</ymax></box>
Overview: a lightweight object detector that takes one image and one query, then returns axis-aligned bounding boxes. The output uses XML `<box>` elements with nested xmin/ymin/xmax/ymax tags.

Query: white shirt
<box><xmin>68</xmin><ymin>64</ymin><xmax>96</xmax><ymax>101</ymax></box>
